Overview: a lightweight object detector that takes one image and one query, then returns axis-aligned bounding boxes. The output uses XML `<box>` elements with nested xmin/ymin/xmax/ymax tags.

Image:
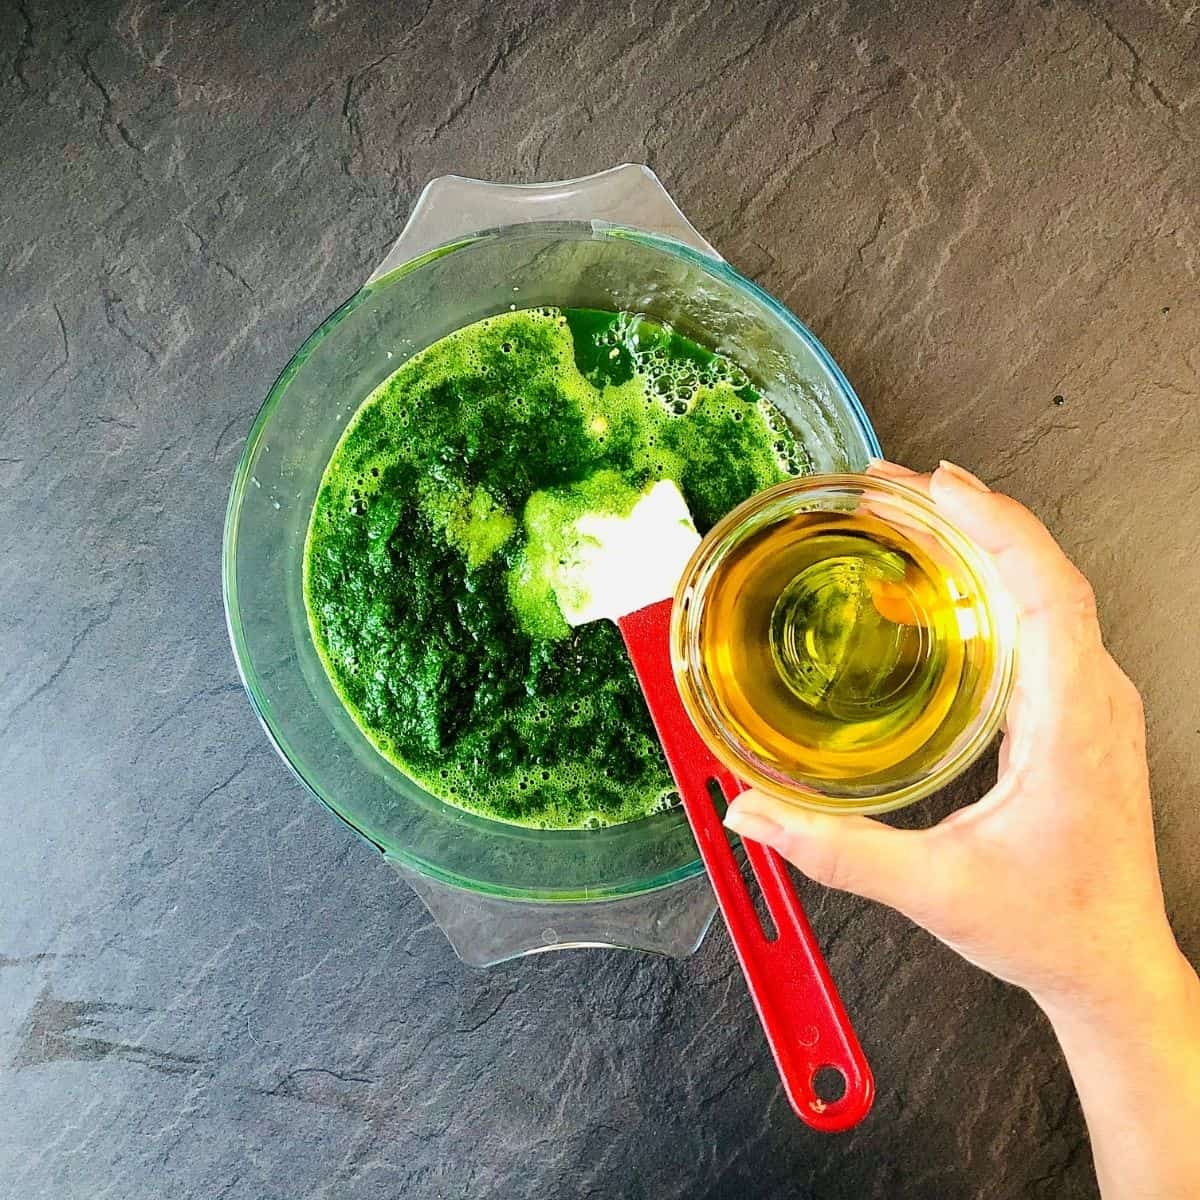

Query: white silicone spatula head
<box><xmin>550</xmin><ymin>479</ymin><xmax>701</xmax><ymax>627</ymax></box>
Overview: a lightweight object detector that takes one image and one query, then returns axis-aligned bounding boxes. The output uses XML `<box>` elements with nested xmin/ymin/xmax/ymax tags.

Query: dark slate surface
<box><xmin>2</xmin><ymin>2</ymin><xmax>1198</xmax><ymax>1196</ymax></box>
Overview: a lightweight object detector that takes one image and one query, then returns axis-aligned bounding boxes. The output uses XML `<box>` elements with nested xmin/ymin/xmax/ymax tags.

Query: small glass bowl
<box><xmin>671</xmin><ymin>474</ymin><xmax>1018</xmax><ymax>815</ymax></box>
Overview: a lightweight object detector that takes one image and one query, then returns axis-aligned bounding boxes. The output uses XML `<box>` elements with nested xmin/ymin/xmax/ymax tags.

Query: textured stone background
<box><xmin>2</xmin><ymin>1</ymin><xmax>1198</xmax><ymax>1196</ymax></box>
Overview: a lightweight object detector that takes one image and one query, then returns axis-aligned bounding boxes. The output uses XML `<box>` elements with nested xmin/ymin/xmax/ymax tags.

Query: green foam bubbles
<box><xmin>303</xmin><ymin>307</ymin><xmax>800</xmax><ymax>829</ymax></box>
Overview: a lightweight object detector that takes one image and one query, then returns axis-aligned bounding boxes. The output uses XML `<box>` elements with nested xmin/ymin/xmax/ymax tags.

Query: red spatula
<box><xmin>550</xmin><ymin>480</ymin><xmax>874</xmax><ymax>1132</ymax></box>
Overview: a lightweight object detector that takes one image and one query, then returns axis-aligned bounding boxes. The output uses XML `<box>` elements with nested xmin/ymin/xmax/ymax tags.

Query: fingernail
<box><xmin>866</xmin><ymin>457</ymin><xmax>915</xmax><ymax>476</ymax></box>
<box><xmin>724</xmin><ymin>808</ymin><xmax>785</xmax><ymax>845</ymax></box>
<box><xmin>936</xmin><ymin>460</ymin><xmax>990</xmax><ymax>492</ymax></box>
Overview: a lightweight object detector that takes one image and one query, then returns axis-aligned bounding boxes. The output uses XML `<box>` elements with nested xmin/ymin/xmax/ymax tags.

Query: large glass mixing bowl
<box><xmin>223</xmin><ymin>167</ymin><xmax>880</xmax><ymax>964</ymax></box>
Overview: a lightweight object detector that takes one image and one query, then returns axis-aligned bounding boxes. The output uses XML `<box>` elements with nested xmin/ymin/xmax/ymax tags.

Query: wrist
<box><xmin>1035</xmin><ymin>936</ymin><xmax>1197</xmax><ymax>1038</ymax></box>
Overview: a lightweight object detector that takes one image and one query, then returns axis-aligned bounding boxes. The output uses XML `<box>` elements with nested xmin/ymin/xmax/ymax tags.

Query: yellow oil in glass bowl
<box><xmin>672</xmin><ymin>475</ymin><xmax>1016</xmax><ymax>814</ymax></box>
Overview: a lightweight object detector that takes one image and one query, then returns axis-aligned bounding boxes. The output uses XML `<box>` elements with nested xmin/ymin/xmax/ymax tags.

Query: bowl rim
<box><xmin>221</xmin><ymin>221</ymin><xmax>882</xmax><ymax>898</ymax></box>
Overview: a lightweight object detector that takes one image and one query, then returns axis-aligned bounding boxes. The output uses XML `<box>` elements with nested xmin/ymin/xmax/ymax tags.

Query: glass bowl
<box><xmin>222</xmin><ymin>168</ymin><xmax>880</xmax><ymax>960</ymax></box>
<box><xmin>672</xmin><ymin>475</ymin><xmax>1017</xmax><ymax>814</ymax></box>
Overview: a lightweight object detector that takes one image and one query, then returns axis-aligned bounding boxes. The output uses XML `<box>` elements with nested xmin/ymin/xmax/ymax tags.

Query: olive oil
<box><xmin>695</xmin><ymin>508</ymin><xmax>996</xmax><ymax>784</ymax></box>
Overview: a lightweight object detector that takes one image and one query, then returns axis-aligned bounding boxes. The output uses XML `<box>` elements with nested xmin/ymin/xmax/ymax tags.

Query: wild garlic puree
<box><xmin>304</xmin><ymin>307</ymin><xmax>804</xmax><ymax>828</ymax></box>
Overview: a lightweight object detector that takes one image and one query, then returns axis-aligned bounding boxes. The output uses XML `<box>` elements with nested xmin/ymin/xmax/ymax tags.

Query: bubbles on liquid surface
<box><xmin>306</xmin><ymin>305</ymin><xmax>804</xmax><ymax>829</ymax></box>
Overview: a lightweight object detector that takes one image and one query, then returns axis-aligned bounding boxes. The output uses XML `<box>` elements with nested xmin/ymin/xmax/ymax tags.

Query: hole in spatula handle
<box><xmin>709</xmin><ymin>776</ymin><xmax>779</xmax><ymax>943</ymax></box>
<box><xmin>705</xmin><ymin>777</ymin><xmax>728</xmax><ymax>817</ymax></box>
<box><xmin>813</xmin><ymin>1065</ymin><xmax>848</xmax><ymax>1104</ymax></box>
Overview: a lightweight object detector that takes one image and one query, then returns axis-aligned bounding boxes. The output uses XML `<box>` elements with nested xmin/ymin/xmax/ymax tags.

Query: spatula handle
<box><xmin>617</xmin><ymin>598</ymin><xmax>874</xmax><ymax>1133</ymax></box>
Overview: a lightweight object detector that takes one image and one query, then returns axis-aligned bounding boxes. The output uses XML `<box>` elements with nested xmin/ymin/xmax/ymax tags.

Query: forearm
<box><xmin>1039</xmin><ymin>946</ymin><xmax>1200</xmax><ymax>1200</ymax></box>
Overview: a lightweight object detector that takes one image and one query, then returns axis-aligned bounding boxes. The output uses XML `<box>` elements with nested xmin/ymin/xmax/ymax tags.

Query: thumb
<box><xmin>724</xmin><ymin>789</ymin><xmax>949</xmax><ymax>921</ymax></box>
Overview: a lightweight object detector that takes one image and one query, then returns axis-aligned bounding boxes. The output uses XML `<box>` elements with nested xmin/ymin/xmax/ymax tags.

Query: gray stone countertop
<box><xmin>2</xmin><ymin>1</ymin><xmax>1197</xmax><ymax>1197</ymax></box>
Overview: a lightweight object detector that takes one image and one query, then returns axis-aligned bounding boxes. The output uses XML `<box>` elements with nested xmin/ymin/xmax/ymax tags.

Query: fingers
<box><xmin>867</xmin><ymin>458</ymin><xmax>920</xmax><ymax>478</ymax></box>
<box><xmin>724</xmin><ymin>789</ymin><xmax>953</xmax><ymax>923</ymax></box>
<box><xmin>866</xmin><ymin>458</ymin><xmax>931</xmax><ymax>494</ymax></box>
<box><xmin>869</xmin><ymin>458</ymin><xmax>1090</xmax><ymax>639</ymax></box>
<box><xmin>927</xmin><ymin>464</ymin><xmax>1097</xmax><ymax>633</ymax></box>
<box><xmin>871</xmin><ymin>460</ymin><xmax>1103</xmax><ymax>719</ymax></box>
<box><xmin>928</xmin><ymin>463</ymin><xmax>1102</xmax><ymax>714</ymax></box>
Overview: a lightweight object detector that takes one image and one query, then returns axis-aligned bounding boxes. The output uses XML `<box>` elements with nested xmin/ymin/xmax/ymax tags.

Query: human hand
<box><xmin>724</xmin><ymin>459</ymin><xmax>1182</xmax><ymax>1015</ymax></box>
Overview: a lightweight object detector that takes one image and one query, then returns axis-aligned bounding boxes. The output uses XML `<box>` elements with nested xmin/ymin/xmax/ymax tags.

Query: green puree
<box><xmin>304</xmin><ymin>307</ymin><xmax>804</xmax><ymax>829</ymax></box>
